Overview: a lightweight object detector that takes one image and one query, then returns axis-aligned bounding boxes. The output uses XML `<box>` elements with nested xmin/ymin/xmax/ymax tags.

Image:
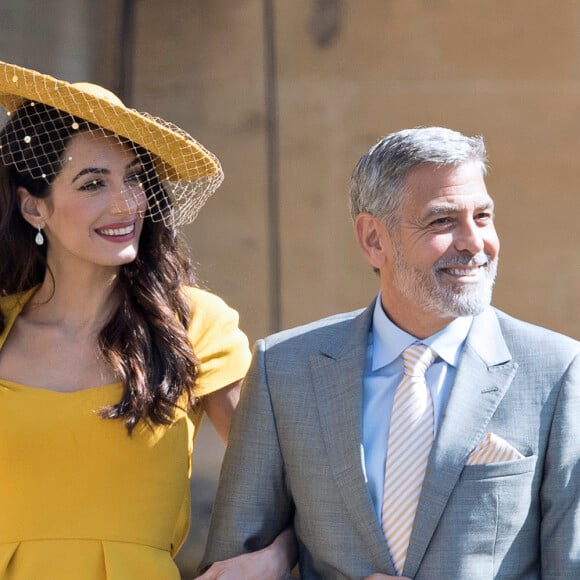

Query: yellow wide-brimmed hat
<box><xmin>0</xmin><ymin>60</ymin><xmax>224</xmax><ymax>225</ymax></box>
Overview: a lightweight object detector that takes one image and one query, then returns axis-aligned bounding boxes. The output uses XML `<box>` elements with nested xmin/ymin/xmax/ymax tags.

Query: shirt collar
<box><xmin>371</xmin><ymin>292</ymin><xmax>473</xmax><ymax>371</ymax></box>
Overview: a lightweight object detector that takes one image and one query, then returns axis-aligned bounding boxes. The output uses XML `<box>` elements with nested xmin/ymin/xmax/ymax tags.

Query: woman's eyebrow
<box><xmin>126</xmin><ymin>157</ymin><xmax>141</xmax><ymax>171</ymax></box>
<box><xmin>71</xmin><ymin>158</ymin><xmax>141</xmax><ymax>184</ymax></box>
<box><xmin>72</xmin><ymin>167</ymin><xmax>109</xmax><ymax>184</ymax></box>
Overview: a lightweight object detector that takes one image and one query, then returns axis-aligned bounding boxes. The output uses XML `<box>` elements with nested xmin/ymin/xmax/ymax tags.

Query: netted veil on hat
<box><xmin>0</xmin><ymin>61</ymin><xmax>224</xmax><ymax>226</ymax></box>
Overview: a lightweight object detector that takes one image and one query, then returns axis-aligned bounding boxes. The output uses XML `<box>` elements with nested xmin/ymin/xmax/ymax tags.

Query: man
<box><xmin>201</xmin><ymin>127</ymin><xmax>580</xmax><ymax>578</ymax></box>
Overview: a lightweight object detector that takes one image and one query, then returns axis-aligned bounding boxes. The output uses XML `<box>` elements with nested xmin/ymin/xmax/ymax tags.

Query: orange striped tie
<box><xmin>382</xmin><ymin>343</ymin><xmax>436</xmax><ymax>575</ymax></box>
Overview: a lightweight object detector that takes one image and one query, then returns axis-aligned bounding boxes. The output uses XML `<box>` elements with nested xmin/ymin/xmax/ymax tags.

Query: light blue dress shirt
<box><xmin>362</xmin><ymin>294</ymin><xmax>473</xmax><ymax>518</ymax></box>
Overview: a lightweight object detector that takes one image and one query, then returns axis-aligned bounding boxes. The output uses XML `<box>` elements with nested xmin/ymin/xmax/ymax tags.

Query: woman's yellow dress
<box><xmin>0</xmin><ymin>287</ymin><xmax>251</xmax><ymax>579</ymax></box>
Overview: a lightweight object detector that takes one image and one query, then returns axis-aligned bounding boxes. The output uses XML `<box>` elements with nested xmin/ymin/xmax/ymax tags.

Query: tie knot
<box><xmin>402</xmin><ymin>344</ymin><xmax>436</xmax><ymax>377</ymax></box>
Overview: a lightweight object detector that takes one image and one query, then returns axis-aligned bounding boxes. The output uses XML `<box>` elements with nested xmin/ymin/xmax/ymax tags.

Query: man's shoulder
<box><xmin>261</xmin><ymin>306</ymin><xmax>369</xmax><ymax>349</ymax></box>
<box><xmin>493</xmin><ymin>307</ymin><xmax>580</xmax><ymax>354</ymax></box>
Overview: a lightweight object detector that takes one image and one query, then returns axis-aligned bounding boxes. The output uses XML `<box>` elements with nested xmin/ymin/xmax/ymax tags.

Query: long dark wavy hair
<box><xmin>0</xmin><ymin>102</ymin><xmax>200</xmax><ymax>434</ymax></box>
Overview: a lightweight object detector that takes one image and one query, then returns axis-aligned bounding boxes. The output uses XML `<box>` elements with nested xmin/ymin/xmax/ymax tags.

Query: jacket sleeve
<box><xmin>200</xmin><ymin>338</ymin><xmax>294</xmax><ymax>570</ymax></box>
<box><xmin>540</xmin><ymin>351</ymin><xmax>580</xmax><ymax>577</ymax></box>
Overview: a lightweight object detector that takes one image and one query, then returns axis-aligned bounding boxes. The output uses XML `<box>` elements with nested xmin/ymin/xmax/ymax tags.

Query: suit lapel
<box><xmin>403</xmin><ymin>308</ymin><xmax>519</xmax><ymax>577</ymax></box>
<box><xmin>309</xmin><ymin>302</ymin><xmax>393</xmax><ymax>572</ymax></box>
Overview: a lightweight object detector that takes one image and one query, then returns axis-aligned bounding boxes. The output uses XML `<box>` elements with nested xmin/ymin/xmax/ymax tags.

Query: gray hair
<box><xmin>349</xmin><ymin>127</ymin><xmax>488</xmax><ymax>229</ymax></box>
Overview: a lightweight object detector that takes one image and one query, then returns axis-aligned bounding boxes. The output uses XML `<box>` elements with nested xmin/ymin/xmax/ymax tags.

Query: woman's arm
<box><xmin>201</xmin><ymin>379</ymin><xmax>242</xmax><ymax>444</ymax></box>
<box><xmin>195</xmin><ymin>527</ymin><xmax>297</xmax><ymax>579</ymax></box>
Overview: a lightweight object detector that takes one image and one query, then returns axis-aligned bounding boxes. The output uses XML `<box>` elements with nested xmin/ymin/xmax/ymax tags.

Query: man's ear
<box><xmin>354</xmin><ymin>213</ymin><xmax>392</xmax><ymax>270</ymax></box>
<box><xmin>18</xmin><ymin>187</ymin><xmax>46</xmax><ymax>227</ymax></box>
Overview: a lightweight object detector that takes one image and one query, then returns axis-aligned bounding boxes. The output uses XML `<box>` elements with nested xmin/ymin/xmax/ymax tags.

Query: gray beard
<box><xmin>392</xmin><ymin>246</ymin><xmax>498</xmax><ymax>318</ymax></box>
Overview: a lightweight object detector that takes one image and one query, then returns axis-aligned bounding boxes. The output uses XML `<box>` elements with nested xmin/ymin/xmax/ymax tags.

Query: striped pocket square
<box><xmin>467</xmin><ymin>432</ymin><xmax>524</xmax><ymax>465</ymax></box>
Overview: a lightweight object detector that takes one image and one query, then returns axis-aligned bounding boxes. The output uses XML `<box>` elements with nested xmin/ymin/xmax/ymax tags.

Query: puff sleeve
<box><xmin>183</xmin><ymin>286</ymin><xmax>251</xmax><ymax>397</ymax></box>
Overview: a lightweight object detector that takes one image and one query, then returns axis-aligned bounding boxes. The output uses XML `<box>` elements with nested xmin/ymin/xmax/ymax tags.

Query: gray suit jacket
<box><xmin>201</xmin><ymin>302</ymin><xmax>580</xmax><ymax>579</ymax></box>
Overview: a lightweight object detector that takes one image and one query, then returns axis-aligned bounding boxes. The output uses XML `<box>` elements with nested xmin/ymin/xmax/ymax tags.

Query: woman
<box><xmin>0</xmin><ymin>61</ymin><xmax>293</xmax><ymax>579</ymax></box>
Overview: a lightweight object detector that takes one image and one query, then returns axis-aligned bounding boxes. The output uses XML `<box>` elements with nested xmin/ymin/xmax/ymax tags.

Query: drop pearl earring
<box><xmin>35</xmin><ymin>227</ymin><xmax>44</xmax><ymax>246</ymax></box>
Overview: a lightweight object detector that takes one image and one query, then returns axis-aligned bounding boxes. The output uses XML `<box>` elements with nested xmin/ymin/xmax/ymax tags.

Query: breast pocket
<box><xmin>429</xmin><ymin>454</ymin><xmax>539</xmax><ymax>572</ymax></box>
<box><xmin>460</xmin><ymin>454</ymin><xmax>537</xmax><ymax>480</ymax></box>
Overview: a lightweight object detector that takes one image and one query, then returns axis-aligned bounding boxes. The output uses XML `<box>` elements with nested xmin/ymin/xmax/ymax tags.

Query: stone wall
<box><xmin>133</xmin><ymin>0</ymin><xmax>580</xmax><ymax>345</ymax></box>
